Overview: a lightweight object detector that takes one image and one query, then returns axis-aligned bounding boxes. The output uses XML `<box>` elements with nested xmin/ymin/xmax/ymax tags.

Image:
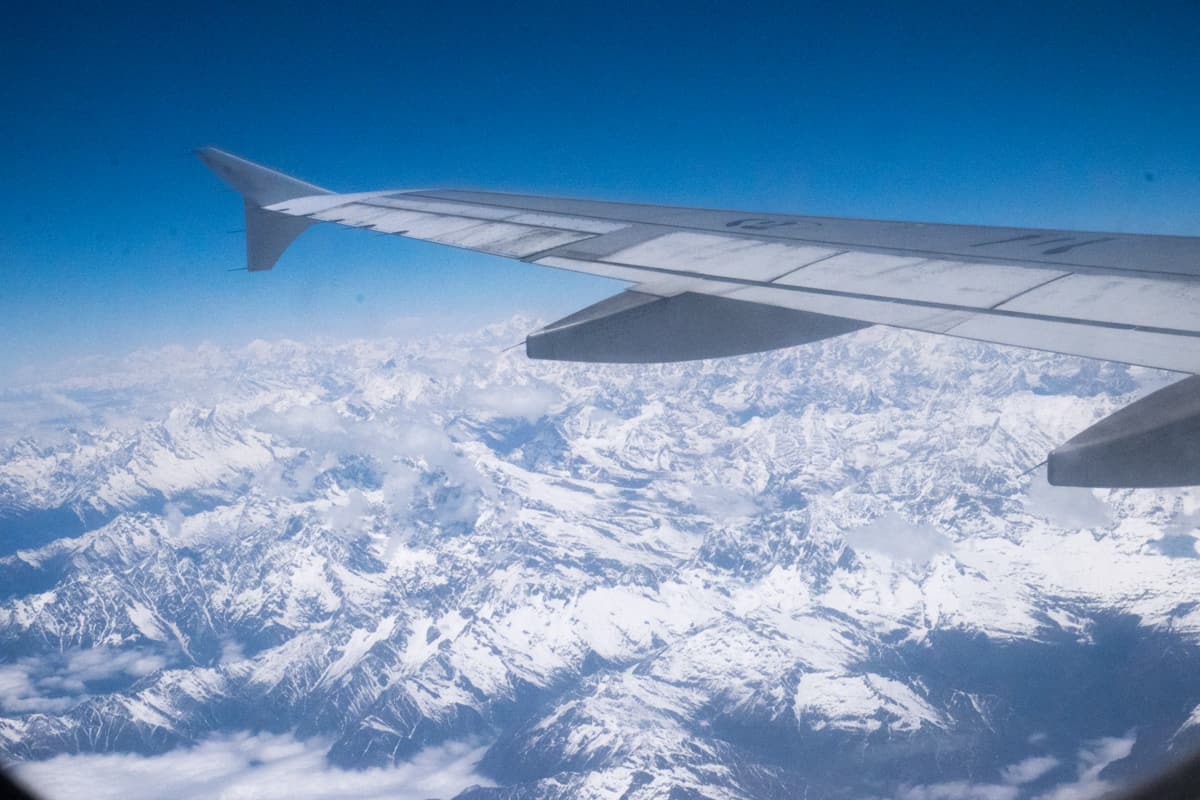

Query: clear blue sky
<box><xmin>3</xmin><ymin>1</ymin><xmax>1199</xmax><ymax>383</ymax></box>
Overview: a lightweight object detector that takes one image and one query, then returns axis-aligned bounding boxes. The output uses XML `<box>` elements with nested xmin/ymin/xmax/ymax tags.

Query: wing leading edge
<box><xmin>197</xmin><ymin>147</ymin><xmax>1200</xmax><ymax>487</ymax></box>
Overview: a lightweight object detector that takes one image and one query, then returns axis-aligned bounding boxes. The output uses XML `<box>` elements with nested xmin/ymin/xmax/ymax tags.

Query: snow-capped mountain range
<box><xmin>2</xmin><ymin>318</ymin><xmax>1199</xmax><ymax>799</ymax></box>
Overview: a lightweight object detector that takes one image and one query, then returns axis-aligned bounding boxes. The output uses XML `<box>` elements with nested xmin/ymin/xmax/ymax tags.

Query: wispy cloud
<box><xmin>899</xmin><ymin>732</ymin><xmax>1136</xmax><ymax>800</ymax></box>
<box><xmin>458</xmin><ymin>382</ymin><xmax>560</xmax><ymax>421</ymax></box>
<box><xmin>14</xmin><ymin>733</ymin><xmax>493</xmax><ymax>800</ymax></box>
<box><xmin>687</xmin><ymin>483</ymin><xmax>763</xmax><ymax>523</ymax></box>
<box><xmin>1002</xmin><ymin>755</ymin><xmax>1060</xmax><ymax>785</ymax></box>
<box><xmin>247</xmin><ymin>402</ymin><xmax>495</xmax><ymax>540</ymax></box>
<box><xmin>1036</xmin><ymin>732</ymin><xmax>1136</xmax><ymax>800</ymax></box>
<box><xmin>0</xmin><ymin>647</ymin><xmax>168</xmax><ymax>714</ymax></box>
<box><xmin>898</xmin><ymin>780</ymin><xmax>1017</xmax><ymax>800</ymax></box>
<box><xmin>1024</xmin><ymin>479</ymin><xmax>1112</xmax><ymax>530</ymax></box>
<box><xmin>898</xmin><ymin>738</ymin><xmax>1132</xmax><ymax>800</ymax></box>
<box><xmin>844</xmin><ymin>512</ymin><xmax>953</xmax><ymax>564</ymax></box>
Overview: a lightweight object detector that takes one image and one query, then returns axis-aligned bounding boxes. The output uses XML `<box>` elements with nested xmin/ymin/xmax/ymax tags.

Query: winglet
<box><xmin>197</xmin><ymin>147</ymin><xmax>331</xmax><ymax>271</ymax></box>
<box><xmin>196</xmin><ymin>147</ymin><xmax>329</xmax><ymax>207</ymax></box>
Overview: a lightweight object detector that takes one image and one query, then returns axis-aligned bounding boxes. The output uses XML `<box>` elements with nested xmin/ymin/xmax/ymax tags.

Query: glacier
<box><xmin>1</xmin><ymin>318</ymin><xmax>1199</xmax><ymax>798</ymax></box>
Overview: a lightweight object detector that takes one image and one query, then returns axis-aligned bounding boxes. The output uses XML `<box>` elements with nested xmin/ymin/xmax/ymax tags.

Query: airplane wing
<box><xmin>197</xmin><ymin>147</ymin><xmax>1200</xmax><ymax>488</ymax></box>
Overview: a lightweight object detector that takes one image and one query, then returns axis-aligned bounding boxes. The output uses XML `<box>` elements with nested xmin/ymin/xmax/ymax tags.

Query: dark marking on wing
<box><xmin>970</xmin><ymin>234</ymin><xmax>1044</xmax><ymax>247</ymax></box>
<box><xmin>1042</xmin><ymin>237</ymin><xmax>1116</xmax><ymax>255</ymax></box>
<box><xmin>726</xmin><ymin>218</ymin><xmax>798</xmax><ymax>231</ymax></box>
<box><xmin>970</xmin><ymin>233</ymin><xmax>1118</xmax><ymax>256</ymax></box>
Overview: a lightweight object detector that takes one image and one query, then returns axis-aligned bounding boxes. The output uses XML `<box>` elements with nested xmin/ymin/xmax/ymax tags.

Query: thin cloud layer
<box><xmin>1037</xmin><ymin>733</ymin><xmax>1136</xmax><ymax>800</ymax></box>
<box><xmin>15</xmin><ymin>732</ymin><xmax>493</xmax><ymax>800</ymax></box>
<box><xmin>0</xmin><ymin>647</ymin><xmax>168</xmax><ymax>714</ymax></box>
<box><xmin>844</xmin><ymin>512</ymin><xmax>953</xmax><ymax>564</ymax></box>
<box><xmin>1024</xmin><ymin>479</ymin><xmax>1112</xmax><ymax>530</ymax></box>
<box><xmin>899</xmin><ymin>733</ymin><xmax>1133</xmax><ymax>800</ymax></box>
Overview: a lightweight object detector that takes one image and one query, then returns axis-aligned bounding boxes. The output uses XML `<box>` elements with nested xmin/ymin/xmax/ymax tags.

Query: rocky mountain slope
<box><xmin>1</xmin><ymin>319</ymin><xmax>1199</xmax><ymax>799</ymax></box>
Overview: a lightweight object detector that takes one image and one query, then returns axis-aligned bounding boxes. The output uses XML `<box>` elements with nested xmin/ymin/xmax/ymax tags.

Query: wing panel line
<box><xmin>540</xmin><ymin>253</ymin><xmax>1200</xmax><ymax>341</ymax></box>
<box><xmin>292</xmin><ymin>199</ymin><xmax>1200</xmax><ymax>340</ymax></box>
<box><xmin>984</xmin><ymin>271</ymin><xmax>1075</xmax><ymax>310</ymax></box>
<box><xmin>396</xmin><ymin>192</ymin><xmax>1200</xmax><ymax>279</ymax></box>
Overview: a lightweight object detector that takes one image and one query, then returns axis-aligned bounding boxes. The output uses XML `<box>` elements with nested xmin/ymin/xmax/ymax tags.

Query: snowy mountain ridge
<box><xmin>1</xmin><ymin>319</ymin><xmax>1198</xmax><ymax>799</ymax></box>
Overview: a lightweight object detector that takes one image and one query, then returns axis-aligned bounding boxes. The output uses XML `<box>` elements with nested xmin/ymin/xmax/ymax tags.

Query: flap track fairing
<box><xmin>526</xmin><ymin>290</ymin><xmax>870</xmax><ymax>363</ymax></box>
<box><xmin>1048</xmin><ymin>375</ymin><xmax>1200</xmax><ymax>487</ymax></box>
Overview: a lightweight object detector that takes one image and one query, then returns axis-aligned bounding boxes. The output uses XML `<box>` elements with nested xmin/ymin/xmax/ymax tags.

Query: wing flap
<box><xmin>942</xmin><ymin>314</ymin><xmax>1200</xmax><ymax>373</ymax></box>
<box><xmin>601</xmin><ymin>231</ymin><xmax>841</xmax><ymax>282</ymax></box>
<box><xmin>995</xmin><ymin>273</ymin><xmax>1200</xmax><ymax>331</ymax></box>
<box><xmin>534</xmin><ymin>255</ymin><xmax>671</xmax><ymax>284</ymax></box>
<box><xmin>731</xmin><ymin>282</ymin><xmax>1200</xmax><ymax>373</ymax></box>
<box><xmin>728</xmin><ymin>285</ymin><xmax>977</xmax><ymax>334</ymax></box>
<box><xmin>774</xmin><ymin>252</ymin><xmax>1070</xmax><ymax>307</ymax></box>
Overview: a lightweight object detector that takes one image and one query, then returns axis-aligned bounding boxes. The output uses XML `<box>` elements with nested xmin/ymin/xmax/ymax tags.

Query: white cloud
<box><xmin>14</xmin><ymin>733</ymin><xmax>493</xmax><ymax>800</ymax></box>
<box><xmin>1002</xmin><ymin>755</ymin><xmax>1060</xmax><ymax>785</ymax></box>
<box><xmin>64</xmin><ymin>647</ymin><xmax>167</xmax><ymax>683</ymax></box>
<box><xmin>253</xmin><ymin>404</ymin><xmax>348</xmax><ymax>446</ymax></box>
<box><xmin>459</xmin><ymin>383</ymin><xmax>560</xmax><ymax>421</ymax></box>
<box><xmin>1036</xmin><ymin>732</ymin><xmax>1136</xmax><ymax>800</ymax></box>
<box><xmin>0</xmin><ymin>647</ymin><xmax>169</xmax><ymax>714</ymax></box>
<box><xmin>164</xmin><ymin>502</ymin><xmax>185</xmax><ymax>539</ymax></box>
<box><xmin>0</xmin><ymin>389</ymin><xmax>95</xmax><ymax>445</ymax></box>
<box><xmin>218</xmin><ymin>640</ymin><xmax>245</xmax><ymax>666</ymax></box>
<box><xmin>324</xmin><ymin>488</ymin><xmax>375</xmax><ymax>539</ymax></box>
<box><xmin>844</xmin><ymin>512</ymin><xmax>953</xmax><ymax>564</ymax></box>
<box><xmin>688</xmin><ymin>484</ymin><xmax>761</xmax><ymax>523</ymax></box>
<box><xmin>0</xmin><ymin>663</ymin><xmax>75</xmax><ymax>713</ymax></box>
<box><xmin>42</xmin><ymin>391</ymin><xmax>89</xmax><ymax>416</ymax></box>
<box><xmin>1024</xmin><ymin>479</ymin><xmax>1112</xmax><ymax>529</ymax></box>
<box><xmin>898</xmin><ymin>780</ymin><xmax>1018</xmax><ymax>800</ymax></box>
<box><xmin>898</xmin><ymin>750</ymin><xmax>1076</xmax><ymax>800</ymax></box>
<box><xmin>247</xmin><ymin>405</ymin><xmax>495</xmax><ymax>535</ymax></box>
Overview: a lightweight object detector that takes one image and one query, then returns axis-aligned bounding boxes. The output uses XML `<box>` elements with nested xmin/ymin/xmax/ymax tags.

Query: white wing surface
<box><xmin>198</xmin><ymin>147</ymin><xmax>1200</xmax><ymax>373</ymax></box>
<box><xmin>197</xmin><ymin>147</ymin><xmax>1200</xmax><ymax>487</ymax></box>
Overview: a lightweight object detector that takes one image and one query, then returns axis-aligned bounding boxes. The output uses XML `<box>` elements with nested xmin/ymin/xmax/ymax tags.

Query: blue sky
<box><xmin>2</xmin><ymin>1</ymin><xmax>1199</xmax><ymax>383</ymax></box>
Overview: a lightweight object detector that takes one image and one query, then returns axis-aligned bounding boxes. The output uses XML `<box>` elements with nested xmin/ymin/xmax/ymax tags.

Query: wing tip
<box><xmin>196</xmin><ymin>146</ymin><xmax>330</xmax><ymax>207</ymax></box>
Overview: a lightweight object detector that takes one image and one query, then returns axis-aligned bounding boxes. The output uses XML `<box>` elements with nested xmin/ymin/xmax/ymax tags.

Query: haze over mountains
<box><xmin>1</xmin><ymin>318</ymin><xmax>1199</xmax><ymax>799</ymax></box>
